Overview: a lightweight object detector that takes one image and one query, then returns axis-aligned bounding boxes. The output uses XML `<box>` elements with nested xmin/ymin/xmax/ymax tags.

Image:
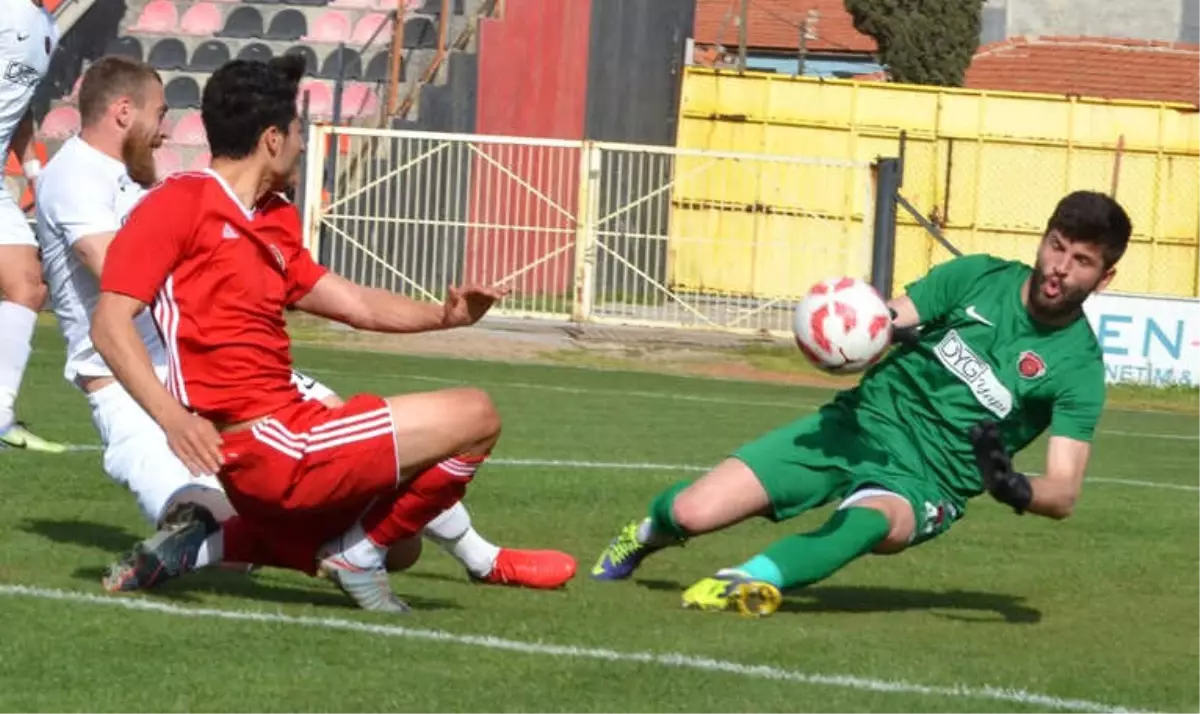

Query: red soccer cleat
<box><xmin>478</xmin><ymin>548</ymin><xmax>578</xmax><ymax>589</ymax></box>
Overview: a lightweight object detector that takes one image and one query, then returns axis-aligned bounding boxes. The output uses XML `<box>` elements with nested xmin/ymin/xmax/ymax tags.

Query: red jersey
<box><xmin>100</xmin><ymin>169</ymin><xmax>327</xmax><ymax>424</ymax></box>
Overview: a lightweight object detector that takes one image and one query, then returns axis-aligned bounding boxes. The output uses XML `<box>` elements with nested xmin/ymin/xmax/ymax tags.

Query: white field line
<box><xmin>0</xmin><ymin>584</ymin><xmax>1137</xmax><ymax>713</ymax></box>
<box><xmin>51</xmin><ymin>448</ymin><xmax>1200</xmax><ymax>492</ymax></box>
<box><xmin>299</xmin><ymin>368</ymin><xmax>1200</xmax><ymax>441</ymax></box>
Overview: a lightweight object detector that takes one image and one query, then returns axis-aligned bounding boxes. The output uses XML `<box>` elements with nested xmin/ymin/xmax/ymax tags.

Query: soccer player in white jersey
<box><xmin>39</xmin><ymin>56</ymin><xmax>576</xmax><ymax>589</ymax></box>
<box><xmin>0</xmin><ymin>0</ymin><xmax>63</xmax><ymax>451</ymax></box>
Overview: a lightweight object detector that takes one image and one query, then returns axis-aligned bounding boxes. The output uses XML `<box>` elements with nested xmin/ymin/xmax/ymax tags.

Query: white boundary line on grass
<box><xmin>51</xmin><ymin>447</ymin><xmax>1200</xmax><ymax>492</ymax></box>
<box><xmin>0</xmin><ymin>583</ymin><xmax>1136</xmax><ymax>713</ymax></box>
<box><xmin>301</xmin><ymin>368</ymin><xmax>1200</xmax><ymax>441</ymax></box>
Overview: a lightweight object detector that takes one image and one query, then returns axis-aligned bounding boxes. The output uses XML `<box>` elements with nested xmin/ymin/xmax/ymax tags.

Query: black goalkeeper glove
<box><xmin>968</xmin><ymin>420</ymin><xmax>1033</xmax><ymax>515</ymax></box>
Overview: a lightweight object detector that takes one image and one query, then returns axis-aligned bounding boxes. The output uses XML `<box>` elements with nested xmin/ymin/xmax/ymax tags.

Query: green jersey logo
<box><xmin>933</xmin><ymin>330</ymin><xmax>1013</xmax><ymax>418</ymax></box>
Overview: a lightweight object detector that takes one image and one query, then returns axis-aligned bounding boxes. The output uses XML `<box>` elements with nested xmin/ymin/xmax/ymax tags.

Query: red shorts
<box><xmin>218</xmin><ymin>394</ymin><xmax>399</xmax><ymax>527</ymax></box>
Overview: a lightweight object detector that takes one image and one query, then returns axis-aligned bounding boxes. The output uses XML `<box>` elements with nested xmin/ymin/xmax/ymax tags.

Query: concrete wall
<box><xmin>984</xmin><ymin>0</ymin><xmax>1192</xmax><ymax>43</ymax></box>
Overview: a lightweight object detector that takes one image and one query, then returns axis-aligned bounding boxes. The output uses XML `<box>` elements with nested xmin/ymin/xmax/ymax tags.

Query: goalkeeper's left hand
<box><xmin>968</xmin><ymin>420</ymin><xmax>1032</xmax><ymax>514</ymax></box>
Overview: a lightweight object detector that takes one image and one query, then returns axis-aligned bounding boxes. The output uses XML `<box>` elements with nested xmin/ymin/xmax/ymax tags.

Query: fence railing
<box><xmin>302</xmin><ymin>126</ymin><xmax>878</xmax><ymax>337</ymax></box>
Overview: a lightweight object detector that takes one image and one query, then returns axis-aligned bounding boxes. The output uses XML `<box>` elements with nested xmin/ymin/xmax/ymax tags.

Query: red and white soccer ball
<box><xmin>792</xmin><ymin>277</ymin><xmax>892</xmax><ymax>373</ymax></box>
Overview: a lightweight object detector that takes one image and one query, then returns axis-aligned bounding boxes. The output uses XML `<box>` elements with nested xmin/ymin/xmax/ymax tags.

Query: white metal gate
<box><xmin>303</xmin><ymin>126</ymin><xmax>877</xmax><ymax>337</ymax></box>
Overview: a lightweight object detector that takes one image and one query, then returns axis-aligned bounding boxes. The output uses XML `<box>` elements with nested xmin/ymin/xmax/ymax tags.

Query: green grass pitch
<box><xmin>1</xmin><ymin>327</ymin><xmax>1196</xmax><ymax>712</ymax></box>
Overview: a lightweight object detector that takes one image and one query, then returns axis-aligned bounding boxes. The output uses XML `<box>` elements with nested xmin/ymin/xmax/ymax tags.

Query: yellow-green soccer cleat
<box><xmin>681</xmin><ymin>570</ymin><xmax>782</xmax><ymax>617</ymax></box>
<box><xmin>591</xmin><ymin>519</ymin><xmax>671</xmax><ymax>580</ymax></box>
<box><xmin>0</xmin><ymin>422</ymin><xmax>66</xmax><ymax>454</ymax></box>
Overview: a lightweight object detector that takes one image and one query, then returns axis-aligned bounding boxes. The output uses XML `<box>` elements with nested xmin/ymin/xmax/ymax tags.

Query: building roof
<box><xmin>965</xmin><ymin>36</ymin><xmax>1200</xmax><ymax>106</ymax></box>
<box><xmin>693</xmin><ymin>0</ymin><xmax>876</xmax><ymax>54</ymax></box>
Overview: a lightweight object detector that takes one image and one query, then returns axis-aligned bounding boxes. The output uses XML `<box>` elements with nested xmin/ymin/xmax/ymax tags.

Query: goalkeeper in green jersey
<box><xmin>590</xmin><ymin>190</ymin><xmax>1132</xmax><ymax>617</ymax></box>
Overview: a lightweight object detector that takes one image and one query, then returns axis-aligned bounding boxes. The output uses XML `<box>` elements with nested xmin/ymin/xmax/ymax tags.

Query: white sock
<box><xmin>636</xmin><ymin>517</ymin><xmax>675</xmax><ymax>547</ymax></box>
<box><xmin>194</xmin><ymin>531</ymin><xmax>223</xmax><ymax>569</ymax></box>
<box><xmin>333</xmin><ymin>519</ymin><xmax>387</xmax><ymax>570</ymax></box>
<box><xmin>422</xmin><ymin>502</ymin><xmax>501</xmax><ymax>578</ymax></box>
<box><xmin>0</xmin><ymin>302</ymin><xmax>36</xmax><ymax>427</ymax></box>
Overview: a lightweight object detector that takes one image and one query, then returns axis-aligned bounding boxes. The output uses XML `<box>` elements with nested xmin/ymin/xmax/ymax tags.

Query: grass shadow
<box><xmin>26</xmin><ymin>518</ymin><xmax>460</xmax><ymax>612</ymax></box>
<box><xmin>635</xmin><ymin>578</ymin><xmax>1041</xmax><ymax>624</ymax></box>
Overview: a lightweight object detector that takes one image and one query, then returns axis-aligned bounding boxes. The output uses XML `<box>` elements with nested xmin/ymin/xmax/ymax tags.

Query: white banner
<box><xmin>1083</xmin><ymin>292</ymin><xmax>1200</xmax><ymax>388</ymax></box>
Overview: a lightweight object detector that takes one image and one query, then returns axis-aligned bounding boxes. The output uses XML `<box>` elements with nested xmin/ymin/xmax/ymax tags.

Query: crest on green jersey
<box><xmin>1018</xmin><ymin>350</ymin><xmax>1046</xmax><ymax>379</ymax></box>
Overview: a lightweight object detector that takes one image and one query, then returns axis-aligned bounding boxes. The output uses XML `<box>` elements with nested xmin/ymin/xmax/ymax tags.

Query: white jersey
<box><xmin>35</xmin><ymin>136</ymin><xmax>166</xmax><ymax>386</ymax></box>
<box><xmin>0</xmin><ymin>0</ymin><xmax>57</xmax><ymax>155</ymax></box>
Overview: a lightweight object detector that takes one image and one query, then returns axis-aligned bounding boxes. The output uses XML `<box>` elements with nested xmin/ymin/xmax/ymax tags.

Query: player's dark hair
<box><xmin>1045</xmin><ymin>191</ymin><xmax>1132</xmax><ymax>268</ymax></box>
<box><xmin>77</xmin><ymin>56</ymin><xmax>162</xmax><ymax>128</ymax></box>
<box><xmin>201</xmin><ymin>55</ymin><xmax>305</xmax><ymax>160</ymax></box>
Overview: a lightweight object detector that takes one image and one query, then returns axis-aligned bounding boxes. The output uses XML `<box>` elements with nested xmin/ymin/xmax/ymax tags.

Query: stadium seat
<box><xmin>341</xmin><ymin>82</ymin><xmax>378</xmax><ymax>118</ymax></box>
<box><xmin>154</xmin><ymin>146</ymin><xmax>183</xmax><ymax>177</ymax></box>
<box><xmin>40</xmin><ymin>106</ymin><xmax>80</xmax><ymax>140</ymax></box>
<box><xmin>403</xmin><ymin>16</ymin><xmax>436</xmax><ymax>48</ymax></box>
<box><xmin>189</xmin><ymin>40</ymin><xmax>231</xmax><ymax>71</ymax></box>
<box><xmin>319</xmin><ymin>47</ymin><xmax>361</xmax><ymax>80</ymax></box>
<box><xmin>217</xmin><ymin>6</ymin><xmax>264</xmax><ymax>38</ymax></box>
<box><xmin>170</xmin><ymin>111</ymin><xmax>206</xmax><ymax>146</ymax></box>
<box><xmin>265</xmin><ymin>9</ymin><xmax>307</xmax><ymax>41</ymax></box>
<box><xmin>289</xmin><ymin>0</ymin><xmax>330</xmax><ymax>6</ymax></box>
<box><xmin>351</xmin><ymin>12</ymin><xmax>390</xmax><ymax>46</ymax></box>
<box><xmin>148</xmin><ymin>38</ymin><xmax>188</xmax><ymax>70</ymax></box>
<box><xmin>237</xmin><ymin>42</ymin><xmax>274</xmax><ymax>63</ymax></box>
<box><xmin>165</xmin><ymin>76</ymin><xmax>201</xmax><ymax>108</ymax></box>
<box><xmin>104</xmin><ymin>36</ymin><xmax>144</xmax><ymax>62</ymax></box>
<box><xmin>130</xmin><ymin>0</ymin><xmax>177</xmax><ymax>32</ymax></box>
<box><xmin>285</xmin><ymin>45</ymin><xmax>318</xmax><ymax>76</ymax></box>
<box><xmin>364</xmin><ymin>51</ymin><xmax>390</xmax><ymax>82</ymax></box>
<box><xmin>299</xmin><ymin>79</ymin><xmax>333</xmax><ymax>117</ymax></box>
<box><xmin>304</xmin><ymin>10</ymin><xmax>351</xmax><ymax>43</ymax></box>
<box><xmin>331</xmin><ymin>0</ymin><xmax>373</xmax><ymax>8</ymax></box>
<box><xmin>180</xmin><ymin>3</ymin><xmax>222</xmax><ymax>36</ymax></box>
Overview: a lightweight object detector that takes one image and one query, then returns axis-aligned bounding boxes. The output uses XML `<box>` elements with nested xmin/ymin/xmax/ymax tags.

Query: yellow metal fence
<box><xmin>677</xmin><ymin>68</ymin><xmax>1200</xmax><ymax>297</ymax></box>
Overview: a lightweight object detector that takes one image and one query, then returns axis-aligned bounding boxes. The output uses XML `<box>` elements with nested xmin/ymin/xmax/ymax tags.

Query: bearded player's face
<box><xmin>121</xmin><ymin>79</ymin><xmax>168</xmax><ymax>188</ymax></box>
<box><xmin>1027</xmin><ymin>229</ymin><xmax>1115</xmax><ymax>321</ymax></box>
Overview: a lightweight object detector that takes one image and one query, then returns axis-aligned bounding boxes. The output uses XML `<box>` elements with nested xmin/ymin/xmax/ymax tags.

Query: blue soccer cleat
<box><xmin>591</xmin><ymin>519</ymin><xmax>675</xmax><ymax>580</ymax></box>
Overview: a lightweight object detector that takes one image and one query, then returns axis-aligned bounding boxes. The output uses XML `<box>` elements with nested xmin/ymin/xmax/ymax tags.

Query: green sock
<box><xmin>645</xmin><ymin>480</ymin><xmax>691</xmax><ymax>541</ymax></box>
<box><xmin>741</xmin><ymin>507</ymin><xmax>891</xmax><ymax>590</ymax></box>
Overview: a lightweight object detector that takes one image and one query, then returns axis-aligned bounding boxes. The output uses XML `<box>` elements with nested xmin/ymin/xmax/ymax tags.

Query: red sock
<box><xmin>221</xmin><ymin>516</ymin><xmax>327</xmax><ymax>576</ymax></box>
<box><xmin>361</xmin><ymin>454</ymin><xmax>485</xmax><ymax>548</ymax></box>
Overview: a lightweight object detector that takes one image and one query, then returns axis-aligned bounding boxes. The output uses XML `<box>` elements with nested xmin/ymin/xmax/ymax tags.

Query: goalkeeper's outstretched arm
<box><xmin>886</xmin><ymin>295</ymin><xmax>922</xmax><ymax>344</ymax></box>
<box><xmin>1026</xmin><ymin>436</ymin><xmax>1090</xmax><ymax>519</ymax></box>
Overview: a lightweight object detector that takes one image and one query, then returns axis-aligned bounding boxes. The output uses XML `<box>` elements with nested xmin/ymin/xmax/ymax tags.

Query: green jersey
<box><xmin>840</xmin><ymin>253</ymin><xmax>1105</xmax><ymax>506</ymax></box>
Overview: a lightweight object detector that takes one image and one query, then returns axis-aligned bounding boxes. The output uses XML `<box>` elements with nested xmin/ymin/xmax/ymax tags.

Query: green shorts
<box><xmin>732</xmin><ymin>402</ymin><xmax>964</xmax><ymax>546</ymax></box>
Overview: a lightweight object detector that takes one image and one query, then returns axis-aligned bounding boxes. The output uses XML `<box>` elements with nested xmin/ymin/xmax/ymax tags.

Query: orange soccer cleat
<box><xmin>477</xmin><ymin>548</ymin><xmax>578</xmax><ymax>589</ymax></box>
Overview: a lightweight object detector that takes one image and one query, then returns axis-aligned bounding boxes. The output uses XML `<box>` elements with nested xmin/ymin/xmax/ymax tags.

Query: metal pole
<box><xmin>797</xmin><ymin>19</ymin><xmax>807</xmax><ymax>75</ymax></box>
<box><xmin>737</xmin><ymin>0</ymin><xmax>748</xmax><ymax>71</ymax></box>
<box><xmin>871</xmin><ymin>158</ymin><xmax>901</xmax><ymax>300</ymax></box>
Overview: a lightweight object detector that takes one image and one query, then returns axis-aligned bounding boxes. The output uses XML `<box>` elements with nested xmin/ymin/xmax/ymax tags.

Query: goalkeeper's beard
<box><xmin>1028</xmin><ymin>266</ymin><xmax>1091</xmax><ymax>322</ymax></box>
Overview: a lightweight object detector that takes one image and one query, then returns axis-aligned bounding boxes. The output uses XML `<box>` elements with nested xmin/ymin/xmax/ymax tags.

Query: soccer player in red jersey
<box><xmin>90</xmin><ymin>56</ymin><xmax>574</xmax><ymax>612</ymax></box>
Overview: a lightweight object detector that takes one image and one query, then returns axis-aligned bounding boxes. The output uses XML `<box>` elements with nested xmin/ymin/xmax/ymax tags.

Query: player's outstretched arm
<box><xmin>92</xmin><ymin>293</ymin><xmax>223</xmax><ymax>476</ymax></box>
<box><xmin>886</xmin><ymin>295</ymin><xmax>921</xmax><ymax>329</ymax></box>
<box><xmin>1025</xmin><ymin>436</ymin><xmax>1090</xmax><ymax>519</ymax></box>
<box><xmin>293</xmin><ymin>272</ymin><xmax>508</xmax><ymax>333</ymax></box>
<box><xmin>969</xmin><ymin>422</ymin><xmax>1086</xmax><ymax>520</ymax></box>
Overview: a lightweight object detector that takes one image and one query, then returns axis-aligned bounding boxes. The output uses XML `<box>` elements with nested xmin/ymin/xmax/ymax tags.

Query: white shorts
<box><xmin>88</xmin><ymin>379</ymin><xmax>235</xmax><ymax>527</ymax></box>
<box><xmin>0</xmin><ymin>187</ymin><xmax>35</xmax><ymax>247</ymax></box>
<box><xmin>87</xmin><ymin>368</ymin><xmax>337</xmax><ymax>527</ymax></box>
